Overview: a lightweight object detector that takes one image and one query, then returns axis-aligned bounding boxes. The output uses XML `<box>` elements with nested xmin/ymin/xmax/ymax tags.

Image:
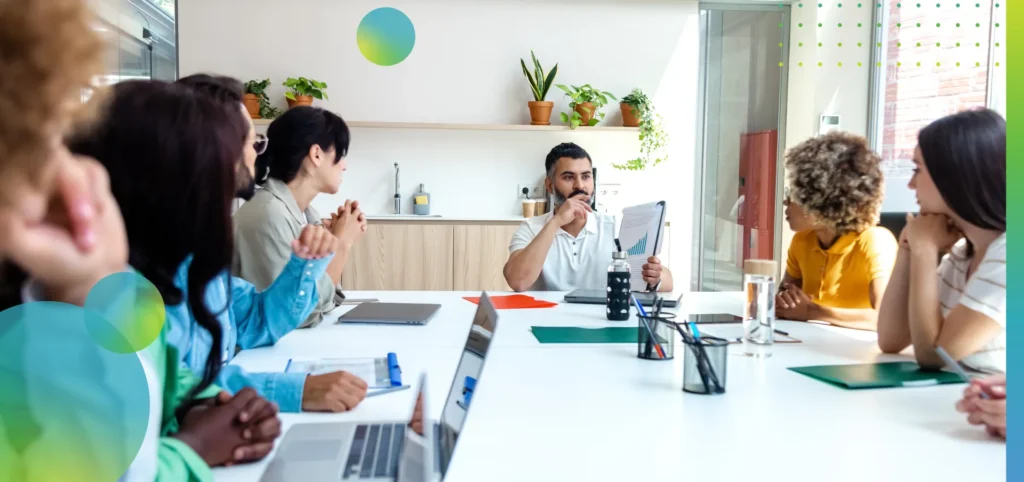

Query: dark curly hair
<box><xmin>785</xmin><ymin>131</ymin><xmax>885</xmax><ymax>234</ymax></box>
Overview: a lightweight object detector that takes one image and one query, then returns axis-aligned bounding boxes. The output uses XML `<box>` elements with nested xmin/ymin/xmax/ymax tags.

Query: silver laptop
<box><xmin>563</xmin><ymin>289</ymin><xmax>681</xmax><ymax>307</ymax></box>
<box><xmin>336</xmin><ymin>303</ymin><xmax>442</xmax><ymax>325</ymax></box>
<box><xmin>261</xmin><ymin>292</ymin><xmax>500</xmax><ymax>482</ymax></box>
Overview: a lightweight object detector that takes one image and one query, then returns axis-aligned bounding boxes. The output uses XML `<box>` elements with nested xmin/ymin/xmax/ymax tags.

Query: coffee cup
<box><xmin>522</xmin><ymin>199</ymin><xmax>537</xmax><ymax>218</ymax></box>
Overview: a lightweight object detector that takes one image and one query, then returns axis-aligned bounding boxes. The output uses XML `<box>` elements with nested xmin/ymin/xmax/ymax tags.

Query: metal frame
<box><xmin>691</xmin><ymin>2</ymin><xmax>791</xmax><ymax>291</ymax></box>
<box><xmin>866</xmin><ymin>2</ymin><xmax>889</xmax><ymax>157</ymax></box>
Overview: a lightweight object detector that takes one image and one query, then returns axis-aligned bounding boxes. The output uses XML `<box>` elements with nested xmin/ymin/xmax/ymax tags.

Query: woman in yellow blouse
<box><xmin>776</xmin><ymin>132</ymin><xmax>897</xmax><ymax>330</ymax></box>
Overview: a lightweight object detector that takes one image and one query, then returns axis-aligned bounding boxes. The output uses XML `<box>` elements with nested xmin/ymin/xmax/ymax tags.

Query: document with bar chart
<box><xmin>618</xmin><ymin>201</ymin><xmax>666</xmax><ymax>291</ymax></box>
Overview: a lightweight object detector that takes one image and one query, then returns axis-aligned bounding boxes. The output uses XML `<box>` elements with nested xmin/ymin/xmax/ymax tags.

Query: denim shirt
<box><xmin>164</xmin><ymin>253</ymin><xmax>332</xmax><ymax>413</ymax></box>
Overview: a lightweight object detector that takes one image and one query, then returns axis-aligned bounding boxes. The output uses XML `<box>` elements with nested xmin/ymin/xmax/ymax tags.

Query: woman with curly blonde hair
<box><xmin>776</xmin><ymin>131</ymin><xmax>897</xmax><ymax>330</ymax></box>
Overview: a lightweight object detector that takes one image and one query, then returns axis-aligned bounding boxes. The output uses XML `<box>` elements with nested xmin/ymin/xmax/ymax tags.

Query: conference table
<box><xmin>215</xmin><ymin>291</ymin><xmax>1006</xmax><ymax>482</ymax></box>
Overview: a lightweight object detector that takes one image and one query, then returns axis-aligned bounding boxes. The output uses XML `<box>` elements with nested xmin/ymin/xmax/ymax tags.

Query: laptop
<box><xmin>563</xmin><ymin>289</ymin><xmax>681</xmax><ymax>308</ymax></box>
<box><xmin>336</xmin><ymin>303</ymin><xmax>442</xmax><ymax>325</ymax></box>
<box><xmin>261</xmin><ymin>292</ymin><xmax>500</xmax><ymax>482</ymax></box>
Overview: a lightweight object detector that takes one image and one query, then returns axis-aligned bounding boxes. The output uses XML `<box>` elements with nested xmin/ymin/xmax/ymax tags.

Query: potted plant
<box><xmin>283</xmin><ymin>77</ymin><xmax>328</xmax><ymax>108</ymax></box>
<box><xmin>619</xmin><ymin>88</ymin><xmax>650</xmax><ymax>127</ymax></box>
<box><xmin>243</xmin><ymin>79</ymin><xmax>269</xmax><ymax>119</ymax></box>
<box><xmin>520</xmin><ymin>50</ymin><xmax>558</xmax><ymax>125</ymax></box>
<box><xmin>613</xmin><ymin>88</ymin><xmax>669</xmax><ymax>171</ymax></box>
<box><xmin>244</xmin><ymin>79</ymin><xmax>283</xmax><ymax>120</ymax></box>
<box><xmin>555</xmin><ymin>84</ymin><xmax>616</xmax><ymax>129</ymax></box>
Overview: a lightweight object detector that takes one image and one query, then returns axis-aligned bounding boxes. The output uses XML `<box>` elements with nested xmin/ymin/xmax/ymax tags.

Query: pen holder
<box><xmin>636</xmin><ymin>313</ymin><xmax>675</xmax><ymax>360</ymax></box>
<box><xmin>682</xmin><ymin>336</ymin><xmax>728</xmax><ymax>395</ymax></box>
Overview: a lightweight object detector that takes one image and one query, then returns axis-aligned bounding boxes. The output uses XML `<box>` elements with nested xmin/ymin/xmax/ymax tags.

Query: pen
<box><xmin>774</xmin><ymin>328</ymin><xmax>789</xmax><ymax>337</ymax></box>
<box><xmin>632</xmin><ymin>295</ymin><xmax>665</xmax><ymax>359</ymax></box>
<box><xmin>366</xmin><ymin>385</ymin><xmax>411</xmax><ymax>397</ymax></box>
<box><xmin>935</xmin><ymin>346</ymin><xmax>989</xmax><ymax>400</ymax></box>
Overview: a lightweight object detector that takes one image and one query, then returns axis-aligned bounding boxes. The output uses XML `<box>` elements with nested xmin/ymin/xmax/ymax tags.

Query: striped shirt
<box><xmin>937</xmin><ymin>233</ymin><xmax>1006</xmax><ymax>374</ymax></box>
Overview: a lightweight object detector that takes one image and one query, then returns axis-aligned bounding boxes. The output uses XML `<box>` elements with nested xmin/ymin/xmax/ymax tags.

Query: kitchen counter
<box><xmin>364</xmin><ymin>215</ymin><xmax>527</xmax><ymax>223</ymax></box>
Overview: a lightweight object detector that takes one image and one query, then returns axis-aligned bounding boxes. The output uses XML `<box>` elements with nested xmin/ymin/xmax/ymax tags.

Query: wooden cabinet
<box><xmin>342</xmin><ymin>223</ymin><xmax>455</xmax><ymax>291</ymax></box>
<box><xmin>341</xmin><ymin>221</ymin><xmax>519</xmax><ymax>291</ymax></box>
<box><xmin>453</xmin><ymin>224</ymin><xmax>520</xmax><ymax>291</ymax></box>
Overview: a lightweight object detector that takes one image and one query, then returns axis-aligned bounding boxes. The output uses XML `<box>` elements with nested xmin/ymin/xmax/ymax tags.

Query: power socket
<box><xmin>517</xmin><ymin>184</ymin><xmax>544</xmax><ymax>199</ymax></box>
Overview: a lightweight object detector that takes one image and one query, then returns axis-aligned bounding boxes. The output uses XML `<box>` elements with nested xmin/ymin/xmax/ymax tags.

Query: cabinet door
<box><xmin>342</xmin><ymin>224</ymin><xmax>454</xmax><ymax>291</ymax></box>
<box><xmin>453</xmin><ymin>224</ymin><xmax>520</xmax><ymax>291</ymax></box>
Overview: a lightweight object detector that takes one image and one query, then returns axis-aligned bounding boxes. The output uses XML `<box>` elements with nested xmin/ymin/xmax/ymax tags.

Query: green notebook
<box><xmin>789</xmin><ymin>362</ymin><xmax>964</xmax><ymax>389</ymax></box>
<box><xmin>530</xmin><ymin>326</ymin><xmax>669</xmax><ymax>344</ymax></box>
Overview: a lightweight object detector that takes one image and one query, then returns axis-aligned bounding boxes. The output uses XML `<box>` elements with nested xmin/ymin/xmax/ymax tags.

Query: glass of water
<box><xmin>742</xmin><ymin>260</ymin><xmax>777</xmax><ymax>358</ymax></box>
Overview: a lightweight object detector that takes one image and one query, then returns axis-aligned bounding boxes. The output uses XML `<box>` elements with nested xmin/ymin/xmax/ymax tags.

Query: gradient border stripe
<box><xmin>1007</xmin><ymin>0</ymin><xmax>1019</xmax><ymax>478</ymax></box>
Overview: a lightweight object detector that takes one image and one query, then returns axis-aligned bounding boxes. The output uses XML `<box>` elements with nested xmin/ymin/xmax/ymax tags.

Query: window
<box><xmin>147</xmin><ymin>0</ymin><xmax>175</xmax><ymax>18</ymax></box>
<box><xmin>870</xmin><ymin>1</ymin><xmax>1003</xmax><ymax>211</ymax></box>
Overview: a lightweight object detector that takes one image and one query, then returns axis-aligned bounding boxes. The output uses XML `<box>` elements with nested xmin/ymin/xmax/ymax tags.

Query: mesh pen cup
<box><xmin>682</xmin><ymin>336</ymin><xmax>728</xmax><ymax>394</ymax></box>
<box><xmin>636</xmin><ymin>313</ymin><xmax>675</xmax><ymax>360</ymax></box>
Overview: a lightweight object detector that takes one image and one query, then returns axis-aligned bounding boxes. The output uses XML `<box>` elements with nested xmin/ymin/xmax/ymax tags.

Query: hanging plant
<box><xmin>614</xmin><ymin>88</ymin><xmax>668</xmax><ymax>171</ymax></box>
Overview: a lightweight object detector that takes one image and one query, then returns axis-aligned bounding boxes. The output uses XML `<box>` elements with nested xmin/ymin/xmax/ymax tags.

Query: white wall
<box><xmin>179</xmin><ymin>0</ymin><xmax>699</xmax><ymax>281</ymax></box>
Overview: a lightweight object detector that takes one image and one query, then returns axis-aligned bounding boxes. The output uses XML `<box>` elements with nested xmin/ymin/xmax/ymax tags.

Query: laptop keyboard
<box><xmin>343</xmin><ymin>423</ymin><xmax>406</xmax><ymax>480</ymax></box>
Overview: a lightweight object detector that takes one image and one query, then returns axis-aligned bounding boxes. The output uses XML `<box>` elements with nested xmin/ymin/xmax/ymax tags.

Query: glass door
<box><xmin>692</xmin><ymin>4</ymin><xmax>789</xmax><ymax>292</ymax></box>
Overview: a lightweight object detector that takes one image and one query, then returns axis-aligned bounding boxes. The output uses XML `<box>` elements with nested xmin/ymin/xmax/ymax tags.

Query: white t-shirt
<box><xmin>936</xmin><ymin>233</ymin><xmax>1006</xmax><ymax>374</ymax></box>
<box><xmin>509</xmin><ymin>211</ymin><xmax>617</xmax><ymax>291</ymax></box>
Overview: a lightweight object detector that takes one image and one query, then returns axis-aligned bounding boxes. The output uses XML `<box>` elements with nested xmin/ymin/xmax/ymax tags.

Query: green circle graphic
<box><xmin>85</xmin><ymin>271</ymin><xmax>165</xmax><ymax>353</ymax></box>
<box><xmin>357</xmin><ymin>7</ymin><xmax>416</xmax><ymax>67</ymax></box>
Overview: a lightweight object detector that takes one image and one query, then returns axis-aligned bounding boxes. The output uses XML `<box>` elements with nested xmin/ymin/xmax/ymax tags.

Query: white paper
<box><xmin>285</xmin><ymin>357</ymin><xmax>389</xmax><ymax>387</ymax></box>
<box><xmin>618</xmin><ymin>202</ymin><xmax>665</xmax><ymax>291</ymax></box>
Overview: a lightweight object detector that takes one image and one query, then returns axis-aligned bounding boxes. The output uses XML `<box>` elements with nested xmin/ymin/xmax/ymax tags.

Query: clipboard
<box><xmin>619</xmin><ymin>201</ymin><xmax>667</xmax><ymax>291</ymax></box>
<box><xmin>285</xmin><ymin>352</ymin><xmax>403</xmax><ymax>388</ymax></box>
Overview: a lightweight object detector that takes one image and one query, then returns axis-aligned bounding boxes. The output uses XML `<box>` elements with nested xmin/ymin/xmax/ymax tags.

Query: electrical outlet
<box><xmin>598</xmin><ymin>183</ymin><xmax>622</xmax><ymax>198</ymax></box>
<box><xmin>517</xmin><ymin>184</ymin><xmax>544</xmax><ymax>199</ymax></box>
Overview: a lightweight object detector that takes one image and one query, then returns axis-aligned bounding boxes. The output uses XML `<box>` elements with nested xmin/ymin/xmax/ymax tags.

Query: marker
<box><xmin>367</xmin><ymin>385</ymin><xmax>411</xmax><ymax>398</ymax></box>
<box><xmin>935</xmin><ymin>346</ymin><xmax>989</xmax><ymax>399</ymax></box>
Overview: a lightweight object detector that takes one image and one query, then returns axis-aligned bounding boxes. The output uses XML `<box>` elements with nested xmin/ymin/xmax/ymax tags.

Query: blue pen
<box><xmin>632</xmin><ymin>295</ymin><xmax>665</xmax><ymax>359</ymax></box>
<box><xmin>689</xmin><ymin>322</ymin><xmax>701</xmax><ymax>339</ymax></box>
<box><xmin>387</xmin><ymin>352</ymin><xmax>402</xmax><ymax>386</ymax></box>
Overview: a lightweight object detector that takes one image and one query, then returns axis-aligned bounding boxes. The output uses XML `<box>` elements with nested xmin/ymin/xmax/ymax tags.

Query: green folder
<box><xmin>788</xmin><ymin>362</ymin><xmax>964</xmax><ymax>389</ymax></box>
<box><xmin>530</xmin><ymin>326</ymin><xmax>669</xmax><ymax>344</ymax></box>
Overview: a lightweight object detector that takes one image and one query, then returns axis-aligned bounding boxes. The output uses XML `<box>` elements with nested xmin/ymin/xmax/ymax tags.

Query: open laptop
<box><xmin>563</xmin><ymin>289</ymin><xmax>681</xmax><ymax>308</ymax></box>
<box><xmin>261</xmin><ymin>292</ymin><xmax>500</xmax><ymax>482</ymax></box>
<box><xmin>336</xmin><ymin>303</ymin><xmax>442</xmax><ymax>325</ymax></box>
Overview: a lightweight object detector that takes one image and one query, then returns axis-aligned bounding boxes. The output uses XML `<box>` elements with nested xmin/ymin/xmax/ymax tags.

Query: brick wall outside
<box><xmin>882</xmin><ymin>2</ymin><xmax>994</xmax><ymax>174</ymax></box>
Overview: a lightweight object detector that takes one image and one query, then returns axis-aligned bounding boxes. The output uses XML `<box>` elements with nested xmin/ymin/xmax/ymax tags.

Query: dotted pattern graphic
<box><xmin>782</xmin><ymin>2</ymin><xmax>1002</xmax><ymax>68</ymax></box>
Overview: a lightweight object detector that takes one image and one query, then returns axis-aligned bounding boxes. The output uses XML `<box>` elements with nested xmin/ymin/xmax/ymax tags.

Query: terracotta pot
<box><xmin>574</xmin><ymin>102</ymin><xmax>596</xmax><ymax>126</ymax></box>
<box><xmin>243</xmin><ymin>94</ymin><xmax>261</xmax><ymax>119</ymax></box>
<box><xmin>286</xmin><ymin>95</ymin><xmax>314</xmax><ymax>108</ymax></box>
<box><xmin>620</xmin><ymin>103</ymin><xmax>641</xmax><ymax>127</ymax></box>
<box><xmin>528</xmin><ymin>101</ymin><xmax>554</xmax><ymax>125</ymax></box>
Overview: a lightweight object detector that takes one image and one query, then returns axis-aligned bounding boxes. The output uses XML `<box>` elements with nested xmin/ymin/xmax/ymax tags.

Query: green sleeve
<box><xmin>157</xmin><ymin>437</ymin><xmax>214</xmax><ymax>482</ymax></box>
<box><xmin>163</xmin><ymin>346</ymin><xmax>223</xmax><ymax>436</ymax></box>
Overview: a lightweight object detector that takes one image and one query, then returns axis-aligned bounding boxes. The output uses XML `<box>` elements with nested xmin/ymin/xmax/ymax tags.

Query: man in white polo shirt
<box><xmin>503</xmin><ymin>142</ymin><xmax>673</xmax><ymax>292</ymax></box>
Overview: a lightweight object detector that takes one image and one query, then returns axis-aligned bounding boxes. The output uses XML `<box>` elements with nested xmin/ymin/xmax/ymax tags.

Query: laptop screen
<box><xmin>436</xmin><ymin>293</ymin><xmax>498</xmax><ymax>476</ymax></box>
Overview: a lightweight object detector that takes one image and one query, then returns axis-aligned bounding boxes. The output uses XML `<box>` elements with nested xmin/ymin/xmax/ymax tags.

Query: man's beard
<box><xmin>235</xmin><ymin>166</ymin><xmax>256</xmax><ymax>201</ymax></box>
<box><xmin>552</xmin><ymin>189</ymin><xmax>590</xmax><ymax>209</ymax></box>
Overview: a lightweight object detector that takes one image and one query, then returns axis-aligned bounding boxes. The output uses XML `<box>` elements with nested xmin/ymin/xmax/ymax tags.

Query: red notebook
<box><xmin>463</xmin><ymin>294</ymin><xmax>557</xmax><ymax>310</ymax></box>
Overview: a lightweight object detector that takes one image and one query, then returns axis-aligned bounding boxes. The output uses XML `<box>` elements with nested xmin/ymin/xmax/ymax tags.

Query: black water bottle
<box><xmin>606</xmin><ymin>251</ymin><xmax>631</xmax><ymax>321</ymax></box>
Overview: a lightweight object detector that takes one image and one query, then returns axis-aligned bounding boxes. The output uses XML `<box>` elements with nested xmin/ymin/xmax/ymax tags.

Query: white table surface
<box><xmin>215</xmin><ymin>291</ymin><xmax>1006</xmax><ymax>482</ymax></box>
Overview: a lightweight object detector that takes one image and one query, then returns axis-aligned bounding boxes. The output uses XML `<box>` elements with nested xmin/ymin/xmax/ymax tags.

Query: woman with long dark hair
<box><xmin>67</xmin><ymin>80</ymin><xmax>337</xmax><ymax>474</ymax></box>
<box><xmin>173</xmin><ymin>77</ymin><xmax>369</xmax><ymax>414</ymax></box>
<box><xmin>877</xmin><ymin>108</ymin><xmax>1006</xmax><ymax>377</ymax></box>
<box><xmin>233</xmin><ymin>106</ymin><xmax>366</xmax><ymax>330</ymax></box>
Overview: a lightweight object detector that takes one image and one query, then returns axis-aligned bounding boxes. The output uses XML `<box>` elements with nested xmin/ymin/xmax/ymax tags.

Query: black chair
<box><xmin>878</xmin><ymin>212</ymin><xmax>909</xmax><ymax>239</ymax></box>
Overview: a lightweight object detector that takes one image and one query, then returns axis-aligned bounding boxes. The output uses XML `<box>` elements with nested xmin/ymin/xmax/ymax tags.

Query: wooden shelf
<box><xmin>251</xmin><ymin>119</ymin><xmax>639</xmax><ymax>132</ymax></box>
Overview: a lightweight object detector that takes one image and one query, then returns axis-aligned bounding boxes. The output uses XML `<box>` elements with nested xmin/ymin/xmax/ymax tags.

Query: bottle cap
<box><xmin>612</xmin><ymin>251</ymin><xmax>627</xmax><ymax>260</ymax></box>
<box><xmin>743</xmin><ymin>259</ymin><xmax>776</xmax><ymax>277</ymax></box>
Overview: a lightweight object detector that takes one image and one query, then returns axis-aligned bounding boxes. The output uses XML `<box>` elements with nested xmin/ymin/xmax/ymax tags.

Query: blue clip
<box><xmin>387</xmin><ymin>352</ymin><xmax>402</xmax><ymax>386</ymax></box>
